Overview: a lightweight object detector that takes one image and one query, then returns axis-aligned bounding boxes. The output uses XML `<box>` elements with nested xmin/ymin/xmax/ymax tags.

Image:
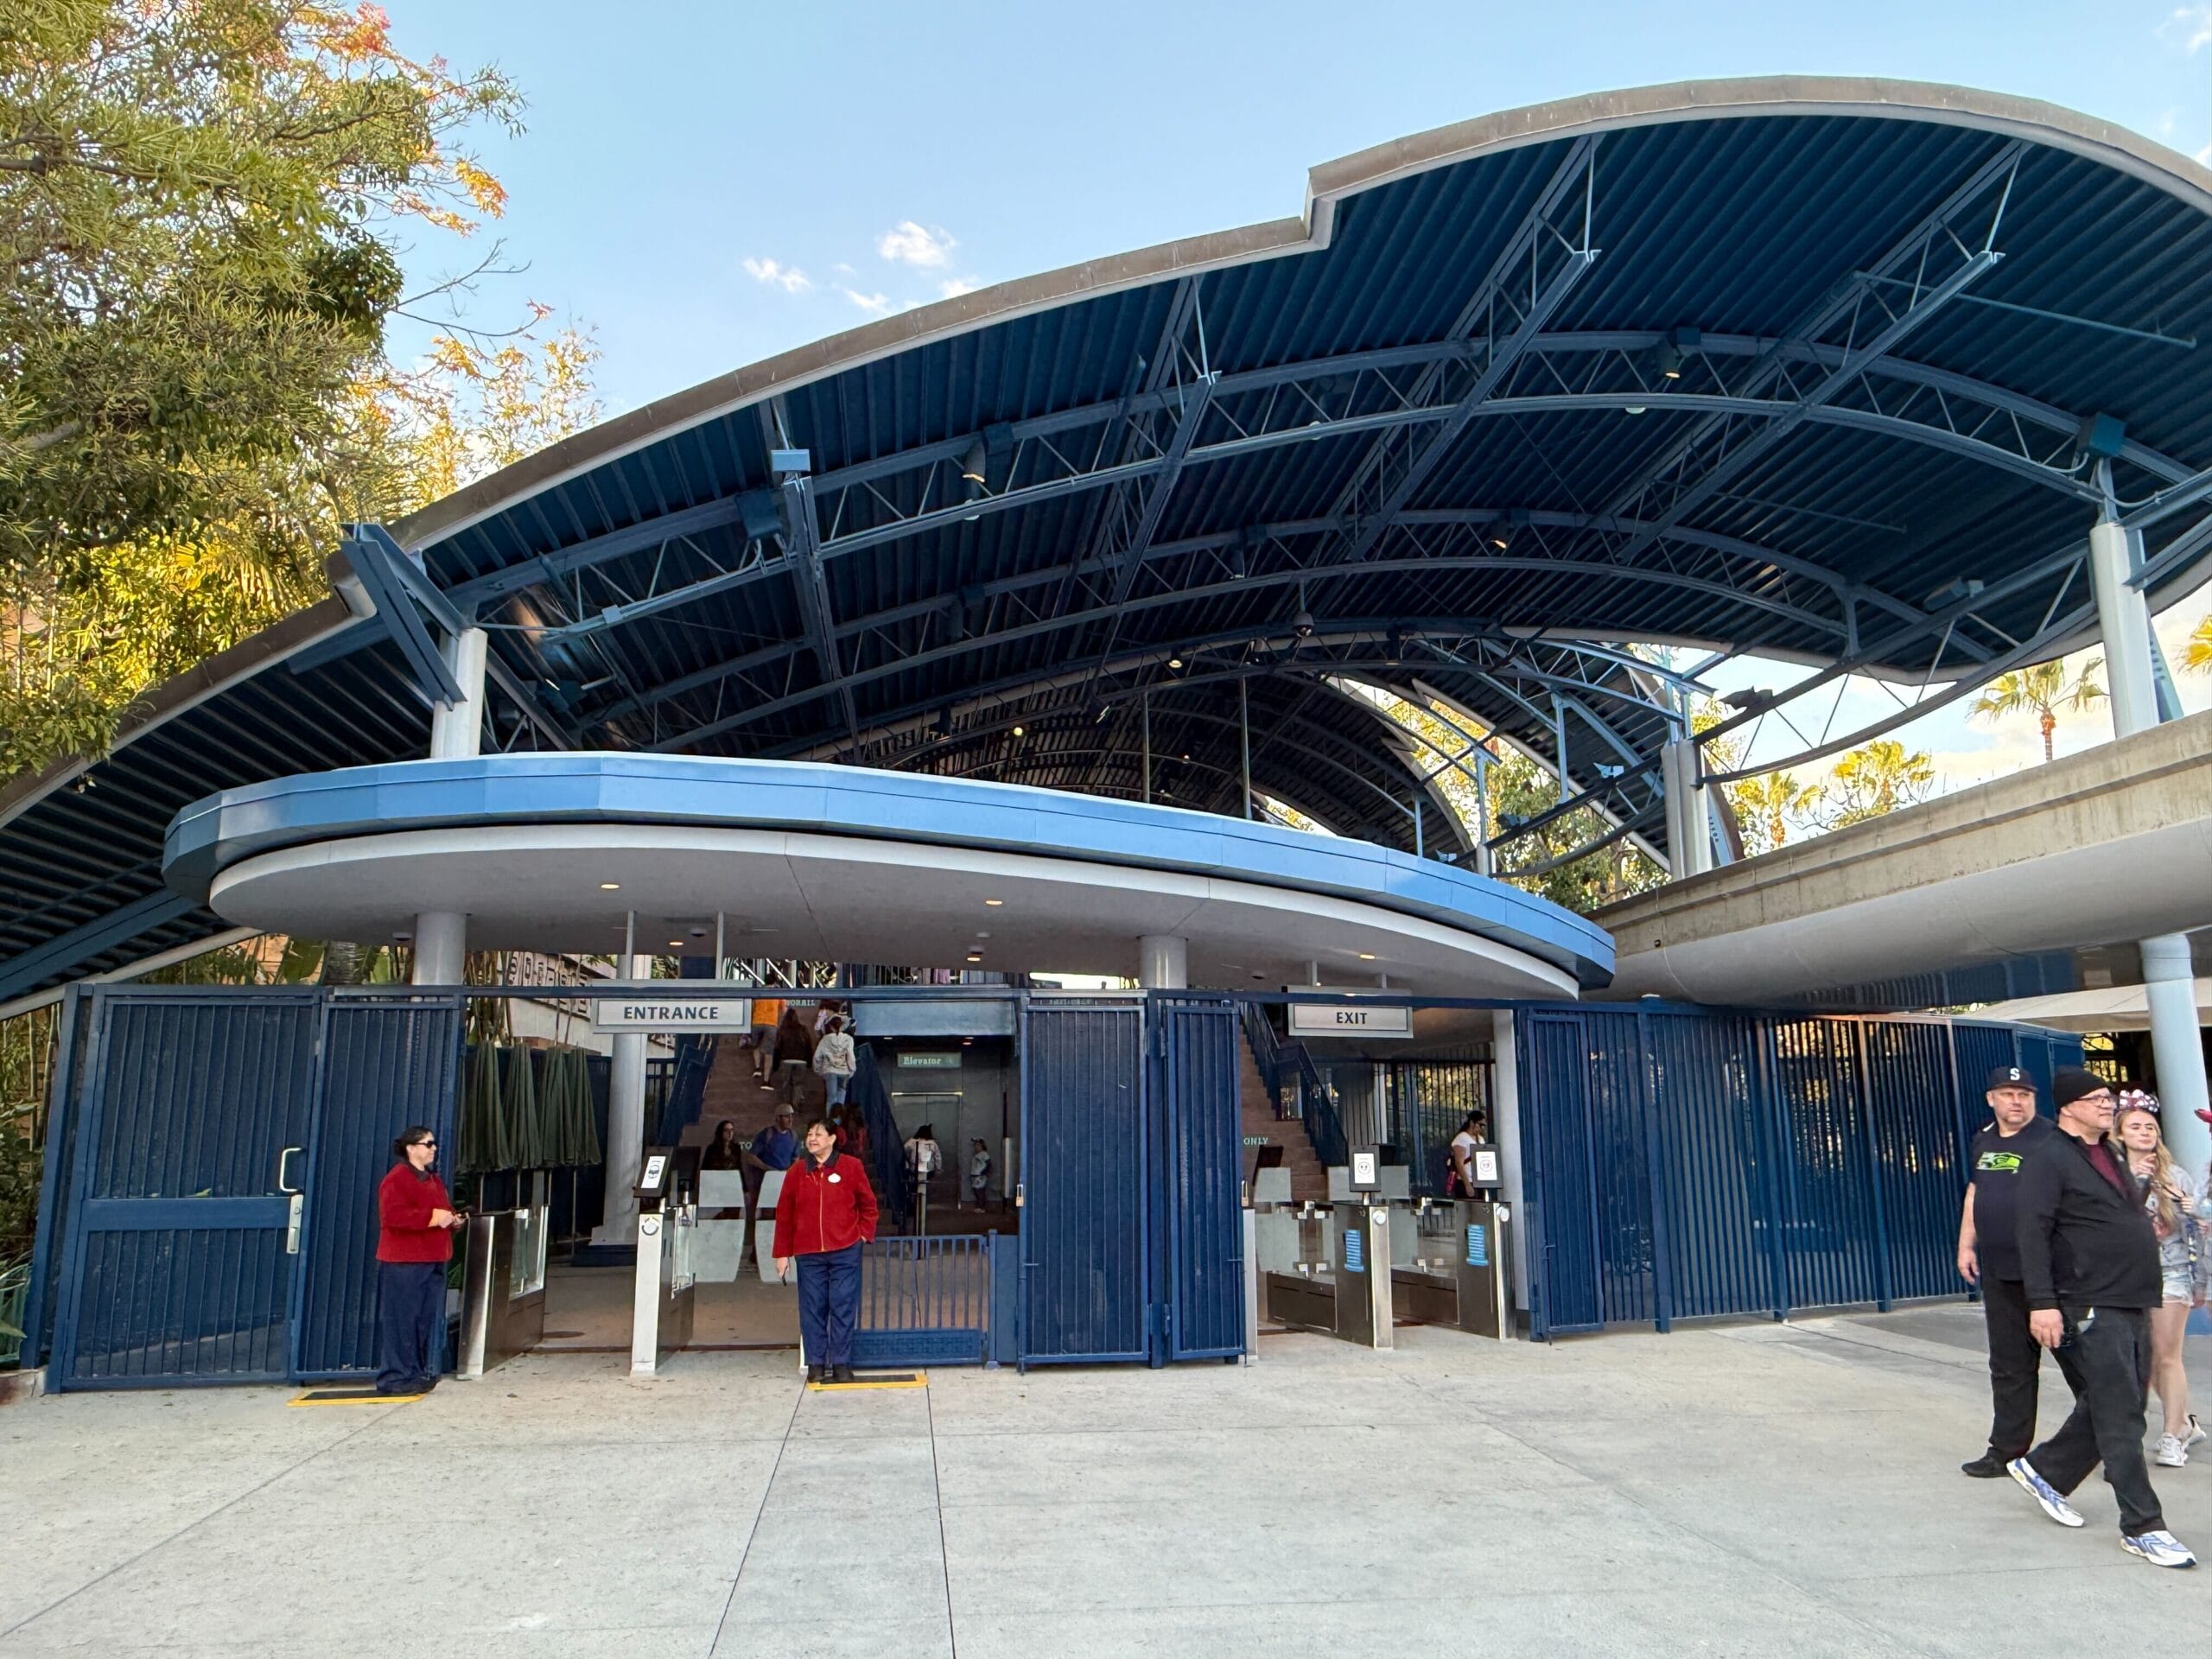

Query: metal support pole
<box><xmin>1552</xmin><ymin>695</ymin><xmax>1570</xmax><ymax>805</ymax></box>
<box><xmin>1141</xmin><ymin>693</ymin><xmax>1152</xmax><ymax>804</ymax></box>
<box><xmin>2088</xmin><ymin>510</ymin><xmax>2209</xmax><ymax>1174</ymax></box>
<box><xmin>715</xmin><ymin>911</ymin><xmax>726</xmax><ymax>979</ymax></box>
<box><xmin>1413</xmin><ymin>798</ymin><xmax>1423</xmax><ymax>859</ymax></box>
<box><xmin>1474</xmin><ymin>752</ymin><xmax>1493</xmax><ymax>877</ymax></box>
<box><xmin>1239</xmin><ymin>677</ymin><xmax>1253</xmax><ymax>818</ymax></box>
<box><xmin>2145</xmin><ymin>936</ymin><xmax>2210</xmax><ymax>1179</ymax></box>
<box><xmin>413</xmin><ymin>626</ymin><xmax>486</xmax><ymax>984</ymax></box>
<box><xmin>2089</xmin><ymin>517</ymin><xmax>2158</xmax><ymax>737</ymax></box>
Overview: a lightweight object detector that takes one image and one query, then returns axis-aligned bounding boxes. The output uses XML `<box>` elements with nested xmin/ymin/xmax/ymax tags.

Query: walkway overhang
<box><xmin>164</xmin><ymin>757</ymin><xmax>1611</xmax><ymax>995</ymax></box>
<box><xmin>1595</xmin><ymin>709</ymin><xmax>2212</xmax><ymax>1005</ymax></box>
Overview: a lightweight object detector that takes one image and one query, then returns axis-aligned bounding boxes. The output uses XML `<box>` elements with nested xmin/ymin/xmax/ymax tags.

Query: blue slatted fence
<box><xmin>1518</xmin><ymin>1006</ymin><xmax>2083</xmax><ymax>1338</ymax></box>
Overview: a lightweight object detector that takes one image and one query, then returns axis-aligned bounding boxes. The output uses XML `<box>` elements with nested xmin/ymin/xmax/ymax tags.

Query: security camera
<box><xmin>1291</xmin><ymin>609</ymin><xmax>1315</xmax><ymax>639</ymax></box>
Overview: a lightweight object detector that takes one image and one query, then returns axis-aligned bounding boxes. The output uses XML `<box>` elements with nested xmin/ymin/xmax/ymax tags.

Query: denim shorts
<box><xmin>2162</xmin><ymin>1267</ymin><xmax>2193</xmax><ymax>1305</ymax></box>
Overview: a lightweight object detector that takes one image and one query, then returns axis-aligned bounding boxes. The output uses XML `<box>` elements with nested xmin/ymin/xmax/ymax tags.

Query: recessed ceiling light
<box><xmin>1168</xmin><ymin>658</ymin><xmax>1183</xmax><ymax>669</ymax></box>
<box><xmin>984</xmin><ymin>897</ymin><xmax>1004</xmax><ymax>906</ymax></box>
<box><xmin>966</xmin><ymin>953</ymin><xmax>983</xmax><ymax>963</ymax></box>
<box><xmin>669</xmin><ymin>939</ymin><xmax>683</xmax><ymax>949</ymax></box>
<box><xmin>1011</xmin><ymin>724</ymin><xmax>1025</xmax><ymax>737</ymax></box>
<box><xmin>1358</xmin><ymin>953</ymin><xmax>1376</xmax><ymax>961</ymax></box>
<box><xmin>600</xmin><ymin>881</ymin><xmax>621</xmax><ymax>891</ymax></box>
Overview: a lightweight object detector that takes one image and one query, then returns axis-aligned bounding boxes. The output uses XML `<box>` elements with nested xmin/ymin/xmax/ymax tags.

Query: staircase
<box><xmin>1237</xmin><ymin>1025</ymin><xmax>1326</xmax><ymax>1203</ymax></box>
<box><xmin>687</xmin><ymin>1041</ymin><xmax>827</xmax><ymax>1149</ymax></box>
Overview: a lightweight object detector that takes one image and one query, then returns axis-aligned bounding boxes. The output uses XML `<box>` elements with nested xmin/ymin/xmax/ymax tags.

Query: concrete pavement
<box><xmin>5</xmin><ymin>1307</ymin><xmax>2209</xmax><ymax>1656</ymax></box>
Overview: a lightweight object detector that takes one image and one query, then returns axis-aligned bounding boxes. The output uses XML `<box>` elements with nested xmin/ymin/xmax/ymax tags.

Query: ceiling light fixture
<box><xmin>984</xmin><ymin>898</ymin><xmax>1004</xmax><ymax>906</ymax></box>
<box><xmin>1167</xmin><ymin>657</ymin><xmax>1183</xmax><ymax>669</ymax></box>
<box><xmin>1358</xmin><ymin>953</ymin><xmax>1376</xmax><ymax>961</ymax></box>
<box><xmin>1011</xmin><ymin>724</ymin><xmax>1025</xmax><ymax>737</ymax></box>
<box><xmin>600</xmin><ymin>881</ymin><xmax>621</xmax><ymax>891</ymax></box>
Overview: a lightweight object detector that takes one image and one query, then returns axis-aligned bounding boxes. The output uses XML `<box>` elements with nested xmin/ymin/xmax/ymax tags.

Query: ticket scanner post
<box><xmin>1451</xmin><ymin>1141</ymin><xmax>1513</xmax><ymax>1340</ymax></box>
<box><xmin>630</xmin><ymin>1149</ymin><xmax>696</xmax><ymax>1376</ymax></box>
<box><xmin>1332</xmin><ymin>1147</ymin><xmax>1395</xmax><ymax>1351</ymax></box>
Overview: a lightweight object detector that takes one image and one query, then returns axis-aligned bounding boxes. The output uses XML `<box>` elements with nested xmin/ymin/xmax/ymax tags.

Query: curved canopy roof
<box><xmin>8</xmin><ymin>76</ymin><xmax>2212</xmax><ymax>1002</ymax></box>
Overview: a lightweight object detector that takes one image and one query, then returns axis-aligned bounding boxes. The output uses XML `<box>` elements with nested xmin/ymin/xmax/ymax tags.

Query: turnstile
<box><xmin>1389</xmin><ymin>1198</ymin><xmax>1514</xmax><ymax>1338</ymax></box>
<box><xmin>1262</xmin><ymin>1195</ymin><xmax>1514</xmax><ymax>1347</ymax></box>
<box><xmin>456</xmin><ymin>1173</ymin><xmax>550</xmax><ymax>1378</ymax></box>
<box><xmin>630</xmin><ymin>1150</ymin><xmax>697</xmax><ymax>1376</ymax></box>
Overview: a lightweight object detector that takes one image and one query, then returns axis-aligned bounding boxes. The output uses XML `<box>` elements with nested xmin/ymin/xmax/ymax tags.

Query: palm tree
<box><xmin>2184</xmin><ymin>613</ymin><xmax>2212</xmax><ymax>677</ymax></box>
<box><xmin>1816</xmin><ymin>740</ymin><xmax>1937</xmax><ymax>830</ymax></box>
<box><xmin>1726</xmin><ymin>771</ymin><xmax>1819</xmax><ymax>855</ymax></box>
<box><xmin>1967</xmin><ymin>658</ymin><xmax>2105</xmax><ymax>762</ymax></box>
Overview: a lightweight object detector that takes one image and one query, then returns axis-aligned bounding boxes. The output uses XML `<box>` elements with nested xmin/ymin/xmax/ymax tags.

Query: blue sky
<box><xmin>388</xmin><ymin>0</ymin><xmax>2212</xmax><ymax>785</ymax></box>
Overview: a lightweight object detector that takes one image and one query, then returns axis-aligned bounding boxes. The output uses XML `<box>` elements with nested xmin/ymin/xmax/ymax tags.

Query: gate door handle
<box><xmin>285</xmin><ymin>1193</ymin><xmax>304</xmax><ymax>1255</ymax></box>
<box><xmin>276</xmin><ymin>1146</ymin><xmax>303</xmax><ymax>1194</ymax></box>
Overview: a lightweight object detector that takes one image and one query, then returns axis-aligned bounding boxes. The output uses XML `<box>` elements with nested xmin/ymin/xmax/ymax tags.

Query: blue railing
<box><xmin>851</xmin><ymin>1234</ymin><xmax>992</xmax><ymax>1366</ymax></box>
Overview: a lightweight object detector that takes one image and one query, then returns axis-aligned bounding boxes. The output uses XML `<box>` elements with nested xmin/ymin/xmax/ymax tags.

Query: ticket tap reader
<box><xmin>1452</xmin><ymin>1199</ymin><xmax>1513</xmax><ymax>1339</ymax></box>
<box><xmin>630</xmin><ymin>1149</ymin><xmax>696</xmax><ymax>1377</ymax></box>
<box><xmin>1332</xmin><ymin>1147</ymin><xmax>1395</xmax><ymax>1351</ymax></box>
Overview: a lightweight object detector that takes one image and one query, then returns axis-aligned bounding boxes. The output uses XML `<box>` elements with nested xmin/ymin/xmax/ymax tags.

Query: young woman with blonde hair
<box><xmin>2114</xmin><ymin>1093</ymin><xmax>2204</xmax><ymax>1467</ymax></box>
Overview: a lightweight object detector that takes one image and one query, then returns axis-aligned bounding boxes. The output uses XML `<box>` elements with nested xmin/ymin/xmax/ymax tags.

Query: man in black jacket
<box><xmin>2008</xmin><ymin>1067</ymin><xmax>2195</xmax><ymax>1568</ymax></box>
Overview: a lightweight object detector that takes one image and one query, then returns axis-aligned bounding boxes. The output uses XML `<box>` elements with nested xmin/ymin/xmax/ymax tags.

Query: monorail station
<box><xmin>10</xmin><ymin>79</ymin><xmax>2212</xmax><ymax>1398</ymax></box>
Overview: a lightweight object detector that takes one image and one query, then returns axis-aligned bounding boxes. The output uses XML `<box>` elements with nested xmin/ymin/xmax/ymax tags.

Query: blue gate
<box><xmin>292</xmin><ymin>996</ymin><xmax>464</xmax><ymax>1379</ymax></box>
<box><xmin>1020</xmin><ymin>999</ymin><xmax>1149</xmax><ymax>1365</ymax></box>
<box><xmin>1154</xmin><ymin>996</ymin><xmax>1243</xmax><ymax>1362</ymax></box>
<box><xmin>43</xmin><ymin>988</ymin><xmax>463</xmax><ymax>1389</ymax></box>
<box><xmin>53</xmin><ymin>990</ymin><xmax>323</xmax><ymax>1388</ymax></box>
<box><xmin>851</xmin><ymin>1236</ymin><xmax>992</xmax><ymax>1367</ymax></box>
<box><xmin>1016</xmin><ymin>994</ymin><xmax>1244</xmax><ymax>1368</ymax></box>
<box><xmin>1517</xmin><ymin>1005</ymin><xmax>2085</xmax><ymax>1338</ymax></box>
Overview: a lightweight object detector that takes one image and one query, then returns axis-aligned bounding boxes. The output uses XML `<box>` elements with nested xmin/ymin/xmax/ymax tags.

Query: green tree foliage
<box><xmin>1812</xmin><ymin>738</ymin><xmax>1936</xmax><ymax>830</ymax></box>
<box><xmin>0</xmin><ymin>4</ymin><xmax>601</xmax><ymax>779</ymax></box>
<box><xmin>1967</xmin><ymin>658</ymin><xmax>2104</xmax><ymax>761</ymax></box>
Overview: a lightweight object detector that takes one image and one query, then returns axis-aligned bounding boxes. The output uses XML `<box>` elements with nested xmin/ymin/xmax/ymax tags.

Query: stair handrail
<box><xmin>1237</xmin><ymin>1001</ymin><xmax>1349</xmax><ymax>1169</ymax></box>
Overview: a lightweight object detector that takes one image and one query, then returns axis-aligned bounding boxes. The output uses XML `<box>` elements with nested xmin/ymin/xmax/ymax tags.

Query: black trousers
<box><xmin>377</xmin><ymin>1260</ymin><xmax>446</xmax><ymax>1393</ymax></box>
<box><xmin>1982</xmin><ymin>1274</ymin><xmax>2073</xmax><ymax>1458</ymax></box>
<box><xmin>2028</xmin><ymin>1305</ymin><xmax>2164</xmax><ymax>1536</ymax></box>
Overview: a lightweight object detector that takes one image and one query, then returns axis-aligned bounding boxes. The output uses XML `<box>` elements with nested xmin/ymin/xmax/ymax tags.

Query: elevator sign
<box><xmin>592</xmin><ymin>998</ymin><xmax>754</xmax><ymax>1033</ymax></box>
<box><xmin>1287</xmin><ymin>1003</ymin><xmax>1413</xmax><ymax>1039</ymax></box>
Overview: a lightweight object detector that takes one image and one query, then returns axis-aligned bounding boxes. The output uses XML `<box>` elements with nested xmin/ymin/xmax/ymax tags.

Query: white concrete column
<box><xmin>1136</xmin><ymin>934</ymin><xmax>1188</xmax><ymax>989</ymax></box>
<box><xmin>1491</xmin><ymin>1010</ymin><xmax>1528</xmax><ymax>1320</ymax></box>
<box><xmin>427</xmin><ymin>626</ymin><xmax>488</xmax><ymax>760</ymax></box>
<box><xmin>593</xmin><ymin>952</ymin><xmax>652</xmax><ymax>1249</ymax></box>
<box><xmin>410</xmin><ymin>911</ymin><xmax>467</xmax><ymax>986</ymax></box>
<box><xmin>2089</xmin><ymin>522</ymin><xmax>2208</xmax><ymax>1170</ymax></box>
<box><xmin>2088</xmin><ymin>520</ymin><xmax>2157</xmax><ymax>739</ymax></box>
<box><xmin>1662</xmin><ymin>738</ymin><xmax>1713</xmax><ymax>878</ymax></box>
<box><xmin>2144</xmin><ymin>935</ymin><xmax>2210</xmax><ymax>1178</ymax></box>
<box><xmin>411</xmin><ymin>627</ymin><xmax>486</xmax><ymax>985</ymax></box>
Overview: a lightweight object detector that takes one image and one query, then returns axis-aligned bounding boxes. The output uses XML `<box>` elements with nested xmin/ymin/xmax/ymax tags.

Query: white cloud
<box><xmin>939</xmin><ymin>276</ymin><xmax>982</xmax><ymax>299</ymax></box>
<box><xmin>831</xmin><ymin>262</ymin><xmax>855</xmax><ymax>276</ymax></box>
<box><xmin>842</xmin><ymin>289</ymin><xmax>893</xmax><ymax>316</ymax></box>
<box><xmin>878</xmin><ymin>220</ymin><xmax>957</xmax><ymax>268</ymax></box>
<box><xmin>2162</xmin><ymin>5</ymin><xmax>2212</xmax><ymax>51</ymax></box>
<box><xmin>741</xmin><ymin>257</ymin><xmax>810</xmax><ymax>293</ymax></box>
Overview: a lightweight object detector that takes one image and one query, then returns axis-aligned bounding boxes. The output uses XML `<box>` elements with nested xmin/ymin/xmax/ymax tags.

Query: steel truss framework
<box><xmin>364</xmin><ymin>128</ymin><xmax>2212</xmax><ymax>874</ymax></box>
<box><xmin>17</xmin><ymin>89</ymin><xmax>2212</xmax><ymax>1010</ymax></box>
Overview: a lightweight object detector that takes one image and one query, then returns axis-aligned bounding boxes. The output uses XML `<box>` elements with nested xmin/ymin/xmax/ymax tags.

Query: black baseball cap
<box><xmin>2051</xmin><ymin>1066</ymin><xmax>2112</xmax><ymax>1109</ymax></box>
<box><xmin>1985</xmin><ymin>1065</ymin><xmax>2031</xmax><ymax>1091</ymax></box>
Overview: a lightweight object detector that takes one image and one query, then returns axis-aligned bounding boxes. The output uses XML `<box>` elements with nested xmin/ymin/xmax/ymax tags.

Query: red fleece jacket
<box><xmin>378</xmin><ymin>1162</ymin><xmax>455</xmax><ymax>1264</ymax></box>
<box><xmin>772</xmin><ymin>1149</ymin><xmax>879</xmax><ymax>1257</ymax></box>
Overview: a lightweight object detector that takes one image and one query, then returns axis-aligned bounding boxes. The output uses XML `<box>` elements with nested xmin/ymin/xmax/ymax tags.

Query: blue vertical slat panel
<box><xmin>988</xmin><ymin>1231</ymin><xmax>1020</xmax><ymax>1365</ymax></box>
<box><xmin>1864</xmin><ymin>1020</ymin><xmax>1967</xmax><ymax>1301</ymax></box>
<box><xmin>1950</xmin><ymin>1022</ymin><xmax>2017</xmax><ymax>1146</ymax></box>
<box><xmin>55</xmin><ymin>991</ymin><xmax>320</xmax><ymax>1389</ymax></box>
<box><xmin>22</xmin><ymin>986</ymin><xmax>87</xmax><ymax>1371</ymax></box>
<box><xmin>852</xmin><ymin>1236</ymin><xmax>990</xmax><ymax>1367</ymax></box>
<box><xmin>1581</xmin><ymin>1012</ymin><xmax>1655</xmax><ymax>1326</ymax></box>
<box><xmin>1517</xmin><ymin>1013</ymin><xmax>1605</xmax><ymax>1337</ymax></box>
<box><xmin>1644</xmin><ymin>1010</ymin><xmax>1775</xmax><ymax>1321</ymax></box>
<box><xmin>1157</xmin><ymin>995</ymin><xmax>1244</xmax><ymax>1361</ymax></box>
<box><xmin>1769</xmin><ymin>1018</ymin><xmax>1882</xmax><ymax>1313</ymax></box>
<box><xmin>1020</xmin><ymin>1000</ymin><xmax>1148</xmax><ymax>1365</ymax></box>
<box><xmin>292</xmin><ymin>997</ymin><xmax>464</xmax><ymax>1379</ymax></box>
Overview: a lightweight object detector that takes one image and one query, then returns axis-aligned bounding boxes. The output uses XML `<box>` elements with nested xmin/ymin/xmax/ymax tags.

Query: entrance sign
<box><xmin>1287</xmin><ymin>1002</ymin><xmax>1413</xmax><ymax>1039</ymax></box>
<box><xmin>592</xmin><ymin>997</ymin><xmax>753</xmax><ymax>1033</ymax></box>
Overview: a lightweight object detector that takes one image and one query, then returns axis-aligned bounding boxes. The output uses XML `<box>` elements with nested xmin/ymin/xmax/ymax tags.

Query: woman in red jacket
<box><xmin>376</xmin><ymin>1126</ymin><xmax>465</xmax><ymax>1395</ymax></box>
<box><xmin>773</xmin><ymin>1116</ymin><xmax>879</xmax><ymax>1383</ymax></box>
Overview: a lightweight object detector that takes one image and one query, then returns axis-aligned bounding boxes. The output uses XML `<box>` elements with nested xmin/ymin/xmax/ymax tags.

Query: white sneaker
<box><xmin>2156</xmin><ymin>1433</ymin><xmax>2190</xmax><ymax>1468</ymax></box>
<box><xmin>2187</xmin><ymin>1414</ymin><xmax>2207</xmax><ymax>1450</ymax></box>
<box><xmin>2121</xmin><ymin>1529</ymin><xmax>2197</xmax><ymax>1568</ymax></box>
<box><xmin>2007</xmin><ymin>1458</ymin><xmax>2086</xmax><ymax>1528</ymax></box>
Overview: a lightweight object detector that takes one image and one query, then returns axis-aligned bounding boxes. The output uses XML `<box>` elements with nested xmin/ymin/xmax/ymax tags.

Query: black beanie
<box><xmin>2050</xmin><ymin>1067</ymin><xmax>2108</xmax><ymax>1109</ymax></box>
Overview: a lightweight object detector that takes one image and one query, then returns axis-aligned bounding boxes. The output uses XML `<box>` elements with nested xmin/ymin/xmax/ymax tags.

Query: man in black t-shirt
<box><xmin>1957</xmin><ymin>1065</ymin><xmax>2064</xmax><ymax>1478</ymax></box>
